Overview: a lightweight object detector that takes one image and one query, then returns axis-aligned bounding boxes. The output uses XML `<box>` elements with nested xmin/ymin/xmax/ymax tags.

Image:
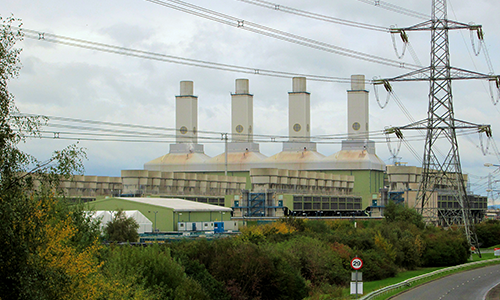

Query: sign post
<box><xmin>350</xmin><ymin>257</ymin><xmax>363</xmax><ymax>297</ymax></box>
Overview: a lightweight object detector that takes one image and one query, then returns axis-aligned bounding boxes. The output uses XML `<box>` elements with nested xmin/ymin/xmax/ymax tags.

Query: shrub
<box><xmin>208</xmin><ymin>240</ymin><xmax>308</xmax><ymax>300</ymax></box>
<box><xmin>384</xmin><ymin>201</ymin><xmax>425</xmax><ymax>229</ymax></box>
<box><xmin>104</xmin><ymin>244</ymin><xmax>206</xmax><ymax>299</ymax></box>
<box><xmin>174</xmin><ymin>251</ymin><xmax>231</xmax><ymax>300</ymax></box>
<box><xmin>170</xmin><ymin>238</ymin><xmax>308</xmax><ymax>300</ymax></box>
<box><xmin>274</xmin><ymin>236</ymin><xmax>349</xmax><ymax>286</ymax></box>
<box><xmin>422</xmin><ymin>227</ymin><xmax>469</xmax><ymax>267</ymax></box>
<box><xmin>358</xmin><ymin>249</ymin><xmax>398</xmax><ymax>281</ymax></box>
<box><xmin>475</xmin><ymin>220</ymin><xmax>500</xmax><ymax>248</ymax></box>
<box><xmin>105</xmin><ymin>209</ymin><xmax>139</xmax><ymax>243</ymax></box>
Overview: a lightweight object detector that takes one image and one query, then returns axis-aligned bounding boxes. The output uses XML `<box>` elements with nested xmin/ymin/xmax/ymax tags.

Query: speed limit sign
<box><xmin>351</xmin><ymin>257</ymin><xmax>363</xmax><ymax>270</ymax></box>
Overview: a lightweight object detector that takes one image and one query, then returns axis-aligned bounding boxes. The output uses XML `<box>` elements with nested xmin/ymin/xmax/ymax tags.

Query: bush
<box><xmin>208</xmin><ymin>240</ymin><xmax>308</xmax><ymax>300</ymax></box>
<box><xmin>104</xmin><ymin>244</ymin><xmax>208</xmax><ymax>299</ymax></box>
<box><xmin>384</xmin><ymin>201</ymin><xmax>425</xmax><ymax>229</ymax></box>
<box><xmin>475</xmin><ymin>220</ymin><xmax>500</xmax><ymax>248</ymax></box>
<box><xmin>274</xmin><ymin>236</ymin><xmax>349</xmax><ymax>286</ymax></box>
<box><xmin>105</xmin><ymin>209</ymin><xmax>139</xmax><ymax>242</ymax></box>
<box><xmin>422</xmin><ymin>227</ymin><xmax>469</xmax><ymax>267</ymax></box>
<box><xmin>359</xmin><ymin>249</ymin><xmax>398</xmax><ymax>281</ymax></box>
<box><xmin>171</xmin><ymin>238</ymin><xmax>308</xmax><ymax>300</ymax></box>
<box><xmin>174</xmin><ymin>251</ymin><xmax>231</xmax><ymax>300</ymax></box>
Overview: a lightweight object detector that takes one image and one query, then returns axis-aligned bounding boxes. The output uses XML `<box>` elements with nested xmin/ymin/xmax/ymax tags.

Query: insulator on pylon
<box><xmin>385</xmin><ymin>126</ymin><xmax>403</xmax><ymax>162</ymax></box>
<box><xmin>373</xmin><ymin>77</ymin><xmax>392</xmax><ymax>109</ymax></box>
<box><xmin>469</xmin><ymin>23</ymin><xmax>483</xmax><ymax>56</ymax></box>
<box><xmin>383</xmin><ymin>80</ymin><xmax>393</xmax><ymax>93</ymax></box>
<box><xmin>488</xmin><ymin>76</ymin><xmax>500</xmax><ymax>105</ymax></box>
<box><xmin>400</xmin><ymin>30</ymin><xmax>409</xmax><ymax>43</ymax></box>
<box><xmin>390</xmin><ymin>26</ymin><xmax>408</xmax><ymax>59</ymax></box>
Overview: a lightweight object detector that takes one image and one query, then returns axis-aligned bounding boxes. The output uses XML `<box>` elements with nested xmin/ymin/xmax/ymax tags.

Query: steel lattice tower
<box><xmin>379</xmin><ymin>0</ymin><xmax>496</xmax><ymax>248</ymax></box>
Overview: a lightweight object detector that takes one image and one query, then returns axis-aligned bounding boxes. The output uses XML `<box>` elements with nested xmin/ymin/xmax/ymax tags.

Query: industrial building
<box><xmin>377</xmin><ymin>164</ymin><xmax>487</xmax><ymax>224</ymax></box>
<box><xmin>37</xmin><ymin>74</ymin><xmax>486</xmax><ymax>224</ymax></box>
<box><xmin>87</xmin><ymin>197</ymin><xmax>234</xmax><ymax>232</ymax></box>
<box><xmin>140</xmin><ymin>75</ymin><xmax>385</xmax><ymax>217</ymax></box>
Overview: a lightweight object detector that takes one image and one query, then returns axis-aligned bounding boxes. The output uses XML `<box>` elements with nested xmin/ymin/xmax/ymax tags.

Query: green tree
<box><xmin>105</xmin><ymin>209</ymin><xmax>140</xmax><ymax>242</ymax></box>
<box><xmin>384</xmin><ymin>200</ymin><xmax>425</xmax><ymax>229</ymax></box>
<box><xmin>0</xmin><ymin>17</ymin><xmax>110</xmax><ymax>299</ymax></box>
<box><xmin>475</xmin><ymin>219</ymin><xmax>500</xmax><ymax>248</ymax></box>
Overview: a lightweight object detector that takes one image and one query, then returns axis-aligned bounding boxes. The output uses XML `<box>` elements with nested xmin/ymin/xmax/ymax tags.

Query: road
<box><xmin>392</xmin><ymin>264</ymin><xmax>500</xmax><ymax>300</ymax></box>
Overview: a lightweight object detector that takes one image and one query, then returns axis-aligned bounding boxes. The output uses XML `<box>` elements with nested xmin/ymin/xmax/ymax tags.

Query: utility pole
<box><xmin>221</xmin><ymin>133</ymin><xmax>228</xmax><ymax>176</ymax></box>
<box><xmin>380</xmin><ymin>0</ymin><xmax>496</xmax><ymax>250</ymax></box>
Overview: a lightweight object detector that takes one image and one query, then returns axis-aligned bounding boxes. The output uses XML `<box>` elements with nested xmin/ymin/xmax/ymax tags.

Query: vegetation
<box><xmin>0</xmin><ymin>17</ymin><xmax>144</xmax><ymax>299</ymax></box>
<box><xmin>475</xmin><ymin>219</ymin><xmax>500</xmax><ymax>248</ymax></box>
<box><xmin>105</xmin><ymin>209</ymin><xmax>140</xmax><ymax>242</ymax></box>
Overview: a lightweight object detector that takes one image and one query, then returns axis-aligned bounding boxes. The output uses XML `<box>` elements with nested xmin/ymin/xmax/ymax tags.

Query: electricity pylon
<box><xmin>379</xmin><ymin>0</ymin><xmax>497</xmax><ymax>249</ymax></box>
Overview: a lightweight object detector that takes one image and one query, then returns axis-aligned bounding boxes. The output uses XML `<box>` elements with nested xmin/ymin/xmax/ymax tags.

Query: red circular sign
<box><xmin>351</xmin><ymin>257</ymin><xmax>363</xmax><ymax>270</ymax></box>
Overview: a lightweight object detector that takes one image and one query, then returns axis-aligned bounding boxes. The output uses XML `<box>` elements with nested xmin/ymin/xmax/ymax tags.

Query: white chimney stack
<box><xmin>231</xmin><ymin>79</ymin><xmax>253</xmax><ymax>142</ymax></box>
<box><xmin>176</xmin><ymin>81</ymin><xmax>198</xmax><ymax>144</ymax></box>
<box><xmin>288</xmin><ymin>77</ymin><xmax>310</xmax><ymax>142</ymax></box>
<box><xmin>347</xmin><ymin>75</ymin><xmax>369</xmax><ymax>140</ymax></box>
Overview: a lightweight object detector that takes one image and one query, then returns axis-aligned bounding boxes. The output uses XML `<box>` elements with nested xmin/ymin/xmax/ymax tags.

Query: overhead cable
<box><xmin>23</xmin><ymin>29</ymin><xmax>355</xmax><ymax>84</ymax></box>
<box><xmin>355</xmin><ymin>0</ymin><xmax>429</xmax><ymax>20</ymax></box>
<box><xmin>235</xmin><ymin>0</ymin><xmax>389</xmax><ymax>32</ymax></box>
<box><xmin>17</xmin><ymin>113</ymin><xmax>481</xmax><ymax>147</ymax></box>
<box><xmin>144</xmin><ymin>0</ymin><xmax>421</xmax><ymax>70</ymax></box>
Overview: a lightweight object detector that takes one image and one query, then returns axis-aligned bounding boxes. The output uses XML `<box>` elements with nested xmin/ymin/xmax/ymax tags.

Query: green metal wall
<box><xmin>87</xmin><ymin>198</ymin><xmax>230</xmax><ymax>232</ymax></box>
<box><xmin>317</xmin><ymin>169</ymin><xmax>385</xmax><ymax>209</ymax></box>
<box><xmin>221</xmin><ymin>170</ymin><xmax>385</xmax><ymax>210</ymax></box>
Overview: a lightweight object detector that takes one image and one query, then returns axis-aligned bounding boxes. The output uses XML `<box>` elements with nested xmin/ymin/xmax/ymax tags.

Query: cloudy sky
<box><xmin>3</xmin><ymin>0</ymin><xmax>500</xmax><ymax>196</ymax></box>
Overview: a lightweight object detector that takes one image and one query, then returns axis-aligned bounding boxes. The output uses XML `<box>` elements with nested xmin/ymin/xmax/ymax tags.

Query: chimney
<box><xmin>347</xmin><ymin>75</ymin><xmax>369</xmax><ymax>140</ymax></box>
<box><xmin>231</xmin><ymin>79</ymin><xmax>253</xmax><ymax>142</ymax></box>
<box><xmin>288</xmin><ymin>77</ymin><xmax>310</xmax><ymax>142</ymax></box>
<box><xmin>176</xmin><ymin>81</ymin><xmax>198</xmax><ymax>144</ymax></box>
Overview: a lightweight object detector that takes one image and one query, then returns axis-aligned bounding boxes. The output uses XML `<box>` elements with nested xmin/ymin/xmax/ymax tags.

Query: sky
<box><xmin>3</xmin><ymin>0</ymin><xmax>500</xmax><ymax>198</ymax></box>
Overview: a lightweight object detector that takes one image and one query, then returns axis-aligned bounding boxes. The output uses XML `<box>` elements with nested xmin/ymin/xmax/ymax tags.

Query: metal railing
<box><xmin>360</xmin><ymin>258</ymin><xmax>500</xmax><ymax>300</ymax></box>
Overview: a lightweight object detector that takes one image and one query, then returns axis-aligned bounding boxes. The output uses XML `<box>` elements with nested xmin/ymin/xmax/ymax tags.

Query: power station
<box><xmin>74</xmin><ymin>74</ymin><xmax>486</xmax><ymax>224</ymax></box>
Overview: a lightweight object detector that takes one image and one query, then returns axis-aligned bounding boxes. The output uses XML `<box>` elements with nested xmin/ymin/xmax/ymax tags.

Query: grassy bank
<box><xmin>340</xmin><ymin>253</ymin><xmax>500</xmax><ymax>299</ymax></box>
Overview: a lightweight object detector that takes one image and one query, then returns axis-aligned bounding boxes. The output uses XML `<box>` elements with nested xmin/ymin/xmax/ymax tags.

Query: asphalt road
<box><xmin>391</xmin><ymin>264</ymin><xmax>500</xmax><ymax>300</ymax></box>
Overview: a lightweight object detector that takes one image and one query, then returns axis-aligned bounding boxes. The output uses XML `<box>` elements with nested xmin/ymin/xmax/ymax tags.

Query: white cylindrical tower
<box><xmin>176</xmin><ymin>81</ymin><xmax>198</xmax><ymax>144</ymax></box>
<box><xmin>288</xmin><ymin>77</ymin><xmax>310</xmax><ymax>142</ymax></box>
<box><xmin>347</xmin><ymin>75</ymin><xmax>369</xmax><ymax>140</ymax></box>
<box><xmin>231</xmin><ymin>79</ymin><xmax>253</xmax><ymax>142</ymax></box>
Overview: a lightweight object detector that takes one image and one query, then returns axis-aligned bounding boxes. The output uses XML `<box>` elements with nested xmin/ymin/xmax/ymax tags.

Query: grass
<box><xmin>371</xmin><ymin>259</ymin><xmax>500</xmax><ymax>300</ymax></box>
<box><xmin>339</xmin><ymin>252</ymin><xmax>500</xmax><ymax>299</ymax></box>
<box><xmin>340</xmin><ymin>267</ymin><xmax>443</xmax><ymax>299</ymax></box>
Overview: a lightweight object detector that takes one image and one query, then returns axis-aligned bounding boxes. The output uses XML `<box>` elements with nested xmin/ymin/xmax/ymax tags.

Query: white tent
<box><xmin>123</xmin><ymin>210</ymin><xmax>153</xmax><ymax>234</ymax></box>
<box><xmin>86</xmin><ymin>210</ymin><xmax>153</xmax><ymax>234</ymax></box>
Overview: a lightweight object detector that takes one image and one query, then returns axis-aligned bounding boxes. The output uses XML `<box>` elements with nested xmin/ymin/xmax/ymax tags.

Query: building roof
<box><xmin>117</xmin><ymin>197</ymin><xmax>232</xmax><ymax>213</ymax></box>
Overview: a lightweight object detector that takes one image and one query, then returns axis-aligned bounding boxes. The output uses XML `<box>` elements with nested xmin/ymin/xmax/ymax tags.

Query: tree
<box><xmin>384</xmin><ymin>200</ymin><xmax>425</xmax><ymax>229</ymax></box>
<box><xmin>105</xmin><ymin>209</ymin><xmax>140</xmax><ymax>242</ymax></box>
<box><xmin>0</xmin><ymin>16</ymin><xmax>103</xmax><ymax>299</ymax></box>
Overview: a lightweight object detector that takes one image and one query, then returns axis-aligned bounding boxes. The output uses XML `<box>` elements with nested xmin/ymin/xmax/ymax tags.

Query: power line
<box><xmin>235</xmin><ymin>0</ymin><xmax>389</xmax><ymax>32</ymax></box>
<box><xmin>144</xmin><ymin>0</ymin><xmax>421</xmax><ymax>70</ymax></box>
<box><xmin>15</xmin><ymin>112</ymin><xmax>480</xmax><ymax>147</ymax></box>
<box><xmin>355</xmin><ymin>0</ymin><xmax>429</xmax><ymax>20</ymax></box>
<box><xmin>23</xmin><ymin>29</ymin><xmax>355</xmax><ymax>84</ymax></box>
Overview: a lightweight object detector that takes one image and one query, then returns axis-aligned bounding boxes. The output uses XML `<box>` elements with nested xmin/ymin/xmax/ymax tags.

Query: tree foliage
<box><xmin>0</xmin><ymin>16</ymin><xmax>134</xmax><ymax>299</ymax></box>
<box><xmin>384</xmin><ymin>200</ymin><xmax>425</xmax><ymax>229</ymax></box>
<box><xmin>475</xmin><ymin>219</ymin><xmax>500</xmax><ymax>248</ymax></box>
<box><xmin>105</xmin><ymin>209</ymin><xmax>140</xmax><ymax>243</ymax></box>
